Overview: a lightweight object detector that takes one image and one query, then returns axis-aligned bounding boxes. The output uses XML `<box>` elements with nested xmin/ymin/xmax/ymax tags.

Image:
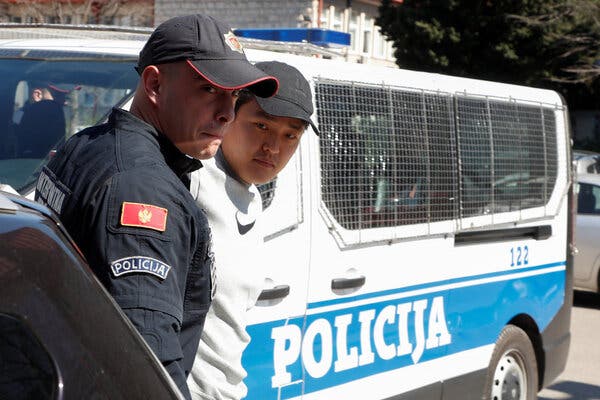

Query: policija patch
<box><xmin>120</xmin><ymin>202</ymin><xmax>168</xmax><ymax>232</ymax></box>
<box><xmin>111</xmin><ymin>256</ymin><xmax>171</xmax><ymax>280</ymax></box>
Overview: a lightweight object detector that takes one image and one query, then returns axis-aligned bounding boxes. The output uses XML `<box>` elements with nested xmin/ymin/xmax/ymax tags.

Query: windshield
<box><xmin>0</xmin><ymin>53</ymin><xmax>139</xmax><ymax>194</ymax></box>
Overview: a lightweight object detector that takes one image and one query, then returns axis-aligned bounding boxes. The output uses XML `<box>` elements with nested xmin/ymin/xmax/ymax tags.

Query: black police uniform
<box><xmin>35</xmin><ymin>108</ymin><xmax>214</xmax><ymax>399</ymax></box>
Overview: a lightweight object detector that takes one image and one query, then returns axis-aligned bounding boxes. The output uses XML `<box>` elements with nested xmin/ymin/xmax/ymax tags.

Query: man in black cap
<box><xmin>34</xmin><ymin>14</ymin><xmax>277</xmax><ymax>399</ymax></box>
<box><xmin>187</xmin><ymin>61</ymin><xmax>318</xmax><ymax>400</ymax></box>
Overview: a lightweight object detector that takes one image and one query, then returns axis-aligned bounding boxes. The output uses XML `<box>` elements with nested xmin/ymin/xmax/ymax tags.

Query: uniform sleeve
<box><xmin>125</xmin><ymin>309</ymin><xmax>191</xmax><ymax>399</ymax></box>
<box><xmin>84</xmin><ymin>170</ymin><xmax>208</xmax><ymax>400</ymax></box>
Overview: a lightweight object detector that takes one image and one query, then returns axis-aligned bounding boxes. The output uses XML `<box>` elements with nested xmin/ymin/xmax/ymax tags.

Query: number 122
<box><xmin>510</xmin><ymin>245</ymin><xmax>529</xmax><ymax>267</ymax></box>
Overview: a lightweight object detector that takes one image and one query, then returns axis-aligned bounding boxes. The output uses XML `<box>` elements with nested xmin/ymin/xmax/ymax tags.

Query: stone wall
<box><xmin>154</xmin><ymin>0</ymin><xmax>314</xmax><ymax>28</ymax></box>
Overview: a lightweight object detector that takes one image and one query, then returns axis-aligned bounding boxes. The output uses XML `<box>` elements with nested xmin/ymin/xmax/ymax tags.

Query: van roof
<box><xmin>246</xmin><ymin>48</ymin><xmax>564</xmax><ymax>107</ymax></box>
<box><xmin>0</xmin><ymin>23</ymin><xmax>565</xmax><ymax>107</ymax></box>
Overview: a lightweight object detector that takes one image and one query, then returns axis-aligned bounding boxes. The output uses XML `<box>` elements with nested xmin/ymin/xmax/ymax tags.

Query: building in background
<box><xmin>0</xmin><ymin>0</ymin><xmax>396</xmax><ymax>66</ymax></box>
<box><xmin>155</xmin><ymin>0</ymin><xmax>397</xmax><ymax>67</ymax></box>
<box><xmin>0</xmin><ymin>0</ymin><xmax>153</xmax><ymax>27</ymax></box>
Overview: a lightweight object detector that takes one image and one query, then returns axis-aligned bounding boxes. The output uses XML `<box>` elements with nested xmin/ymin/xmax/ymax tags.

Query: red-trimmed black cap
<box><xmin>136</xmin><ymin>14</ymin><xmax>278</xmax><ymax>98</ymax></box>
<box><xmin>253</xmin><ymin>61</ymin><xmax>319</xmax><ymax>135</ymax></box>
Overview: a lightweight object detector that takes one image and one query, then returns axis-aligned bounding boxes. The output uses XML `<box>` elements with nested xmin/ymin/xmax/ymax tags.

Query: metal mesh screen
<box><xmin>316</xmin><ymin>78</ymin><xmax>560</xmax><ymax>235</ymax></box>
<box><xmin>316</xmin><ymin>79</ymin><xmax>458</xmax><ymax>230</ymax></box>
<box><xmin>456</xmin><ymin>96</ymin><xmax>558</xmax><ymax>217</ymax></box>
<box><xmin>544</xmin><ymin>108</ymin><xmax>558</xmax><ymax>201</ymax></box>
<box><xmin>456</xmin><ymin>97</ymin><xmax>492</xmax><ymax>217</ymax></box>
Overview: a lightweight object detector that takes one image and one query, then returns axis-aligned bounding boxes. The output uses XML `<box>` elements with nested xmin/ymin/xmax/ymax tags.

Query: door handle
<box><xmin>257</xmin><ymin>284</ymin><xmax>290</xmax><ymax>301</ymax></box>
<box><xmin>331</xmin><ymin>275</ymin><xmax>366</xmax><ymax>290</ymax></box>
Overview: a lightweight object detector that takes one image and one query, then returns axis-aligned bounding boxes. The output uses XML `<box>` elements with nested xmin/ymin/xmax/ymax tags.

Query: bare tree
<box><xmin>509</xmin><ymin>0</ymin><xmax>600</xmax><ymax>85</ymax></box>
<box><xmin>11</xmin><ymin>0</ymin><xmax>152</xmax><ymax>26</ymax></box>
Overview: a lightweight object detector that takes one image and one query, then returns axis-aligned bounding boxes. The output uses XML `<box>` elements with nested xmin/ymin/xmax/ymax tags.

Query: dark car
<box><xmin>0</xmin><ymin>191</ymin><xmax>183</xmax><ymax>399</ymax></box>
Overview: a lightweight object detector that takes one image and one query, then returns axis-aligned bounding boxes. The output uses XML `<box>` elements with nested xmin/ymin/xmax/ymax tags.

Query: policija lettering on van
<box><xmin>271</xmin><ymin>296</ymin><xmax>451</xmax><ymax>386</ymax></box>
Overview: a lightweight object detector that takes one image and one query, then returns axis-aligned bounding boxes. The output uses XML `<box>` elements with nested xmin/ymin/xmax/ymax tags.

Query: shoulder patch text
<box><xmin>110</xmin><ymin>256</ymin><xmax>171</xmax><ymax>280</ymax></box>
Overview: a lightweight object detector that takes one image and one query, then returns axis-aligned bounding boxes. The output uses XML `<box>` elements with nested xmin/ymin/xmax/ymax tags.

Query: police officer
<box><xmin>35</xmin><ymin>14</ymin><xmax>277</xmax><ymax>399</ymax></box>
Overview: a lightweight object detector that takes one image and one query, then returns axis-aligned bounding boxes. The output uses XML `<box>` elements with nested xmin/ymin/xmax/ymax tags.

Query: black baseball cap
<box><xmin>253</xmin><ymin>61</ymin><xmax>319</xmax><ymax>135</ymax></box>
<box><xmin>136</xmin><ymin>14</ymin><xmax>278</xmax><ymax>98</ymax></box>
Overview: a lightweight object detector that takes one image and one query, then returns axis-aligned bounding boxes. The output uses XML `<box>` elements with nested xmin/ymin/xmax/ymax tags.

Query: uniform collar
<box><xmin>110</xmin><ymin>108</ymin><xmax>203</xmax><ymax>178</ymax></box>
<box><xmin>157</xmin><ymin>134</ymin><xmax>203</xmax><ymax>178</ymax></box>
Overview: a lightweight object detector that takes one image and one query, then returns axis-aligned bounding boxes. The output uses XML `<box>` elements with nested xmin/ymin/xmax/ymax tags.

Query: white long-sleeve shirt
<box><xmin>187</xmin><ymin>150</ymin><xmax>265</xmax><ymax>400</ymax></box>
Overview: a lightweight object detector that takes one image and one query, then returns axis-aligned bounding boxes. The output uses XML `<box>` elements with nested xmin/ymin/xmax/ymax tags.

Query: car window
<box><xmin>0</xmin><ymin>313</ymin><xmax>57</xmax><ymax>400</ymax></box>
<box><xmin>0</xmin><ymin>53</ymin><xmax>139</xmax><ymax>195</ymax></box>
<box><xmin>577</xmin><ymin>182</ymin><xmax>600</xmax><ymax>214</ymax></box>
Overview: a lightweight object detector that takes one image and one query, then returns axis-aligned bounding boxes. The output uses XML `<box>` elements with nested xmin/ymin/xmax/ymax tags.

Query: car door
<box><xmin>575</xmin><ymin>181</ymin><xmax>600</xmax><ymax>289</ymax></box>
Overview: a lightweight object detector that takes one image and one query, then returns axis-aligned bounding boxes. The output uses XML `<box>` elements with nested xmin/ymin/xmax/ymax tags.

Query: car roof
<box><xmin>0</xmin><ymin>38</ymin><xmax>145</xmax><ymax>55</ymax></box>
<box><xmin>0</xmin><ymin>24</ymin><xmax>150</xmax><ymax>56</ymax></box>
<box><xmin>576</xmin><ymin>173</ymin><xmax>600</xmax><ymax>185</ymax></box>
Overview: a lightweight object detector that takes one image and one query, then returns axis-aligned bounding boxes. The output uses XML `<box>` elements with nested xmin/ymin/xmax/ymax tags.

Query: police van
<box><xmin>0</xmin><ymin>25</ymin><xmax>573</xmax><ymax>400</ymax></box>
<box><xmin>239</xmin><ymin>30</ymin><xmax>574</xmax><ymax>400</ymax></box>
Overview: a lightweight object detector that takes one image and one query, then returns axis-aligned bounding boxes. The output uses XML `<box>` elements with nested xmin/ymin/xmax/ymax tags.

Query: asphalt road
<box><xmin>537</xmin><ymin>291</ymin><xmax>600</xmax><ymax>400</ymax></box>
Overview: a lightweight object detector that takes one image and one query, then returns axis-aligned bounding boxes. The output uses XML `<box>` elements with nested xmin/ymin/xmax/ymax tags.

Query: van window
<box><xmin>393</xmin><ymin>91</ymin><xmax>457</xmax><ymax>224</ymax></box>
<box><xmin>457</xmin><ymin>97</ymin><xmax>557</xmax><ymax>216</ymax></box>
<box><xmin>316</xmin><ymin>80</ymin><xmax>458</xmax><ymax>231</ymax></box>
<box><xmin>315</xmin><ymin>79</ymin><xmax>559</xmax><ymax>239</ymax></box>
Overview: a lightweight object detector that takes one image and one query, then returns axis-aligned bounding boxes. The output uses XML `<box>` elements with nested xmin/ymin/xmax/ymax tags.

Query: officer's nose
<box><xmin>215</xmin><ymin>93</ymin><xmax>236</xmax><ymax>124</ymax></box>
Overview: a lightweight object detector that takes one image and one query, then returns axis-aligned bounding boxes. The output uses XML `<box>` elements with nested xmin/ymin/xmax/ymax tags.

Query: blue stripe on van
<box><xmin>243</xmin><ymin>263</ymin><xmax>565</xmax><ymax>400</ymax></box>
<box><xmin>307</xmin><ymin>261</ymin><xmax>566</xmax><ymax>310</ymax></box>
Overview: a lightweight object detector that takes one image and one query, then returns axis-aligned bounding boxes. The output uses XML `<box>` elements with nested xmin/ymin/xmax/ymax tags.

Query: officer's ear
<box><xmin>140</xmin><ymin>65</ymin><xmax>162</xmax><ymax>106</ymax></box>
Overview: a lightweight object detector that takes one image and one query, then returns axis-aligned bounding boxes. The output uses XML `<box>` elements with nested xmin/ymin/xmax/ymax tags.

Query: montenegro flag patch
<box><xmin>120</xmin><ymin>202</ymin><xmax>168</xmax><ymax>232</ymax></box>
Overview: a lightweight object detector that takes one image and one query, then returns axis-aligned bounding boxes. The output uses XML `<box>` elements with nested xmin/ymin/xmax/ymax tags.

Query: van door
<box><xmin>294</xmin><ymin>80</ymin><xmax>461</xmax><ymax>399</ymax></box>
<box><xmin>301</xmin><ymin>233</ymin><xmax>451</xmax><ymax>399</ymax></box>
<box><xmin>242</xmin><ymin>144</ymin><xmax>311</xmax><ymax>400</ymax></box>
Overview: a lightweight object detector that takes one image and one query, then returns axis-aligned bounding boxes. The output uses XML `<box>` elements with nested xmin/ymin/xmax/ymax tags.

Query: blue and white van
<box><xmin>242</xmin><ymin>35</ymin><xmax>573</xmax><ymax>400</ymax></box>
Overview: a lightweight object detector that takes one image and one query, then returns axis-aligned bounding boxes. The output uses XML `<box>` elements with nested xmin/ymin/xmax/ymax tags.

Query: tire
<box><xmin>483</xmin><ymin>325</ymin><xmax>538</xmax><ymax>400</ymax></box>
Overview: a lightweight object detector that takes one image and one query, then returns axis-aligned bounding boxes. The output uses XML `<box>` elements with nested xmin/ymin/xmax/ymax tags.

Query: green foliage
<box><xmin>377</xmin><ymin>0</ymin><xmax>600</xmax><ymax>150</ymax></box>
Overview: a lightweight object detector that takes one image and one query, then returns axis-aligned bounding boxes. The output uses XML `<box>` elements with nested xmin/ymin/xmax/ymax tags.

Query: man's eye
<box><xmin>256</xmin><ymin>122</ymin><xmax>268</xmax><ymax>130</ymax></box>
<box><xmin>203</xmin><ymin>85</ymin><xmax>217</xmax><ymax>93</ymax></box>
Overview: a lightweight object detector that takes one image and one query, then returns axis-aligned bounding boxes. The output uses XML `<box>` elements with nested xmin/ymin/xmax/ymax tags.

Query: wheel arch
<box><xmin>507</xmin><ymin>314</ymin><xmax>544</xmax><ymax>391</ymax></box>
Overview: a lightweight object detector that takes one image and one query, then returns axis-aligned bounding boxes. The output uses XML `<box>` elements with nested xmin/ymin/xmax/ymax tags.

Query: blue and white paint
<box><xmin>243</xmin><ymin>262</ymin><xmax>565</xmax><ymax>399</ymax></box>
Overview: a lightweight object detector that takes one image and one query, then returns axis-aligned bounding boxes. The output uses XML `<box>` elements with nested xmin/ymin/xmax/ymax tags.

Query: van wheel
<box><xmin>483</xmin><ymin>325</ymin><xmax>538</xmax><ymax>400</ymax></box>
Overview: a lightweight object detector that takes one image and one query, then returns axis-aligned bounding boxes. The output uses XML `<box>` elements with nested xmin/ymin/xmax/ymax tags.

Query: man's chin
<box><xmin>194</xmin><ymin>142</ymin><xmax>222</xmax><ymax>160</ymax></box>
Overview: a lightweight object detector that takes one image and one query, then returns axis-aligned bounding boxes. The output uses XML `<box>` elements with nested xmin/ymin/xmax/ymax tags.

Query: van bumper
<box><xmin>541</xmin><ymin>302</ymin><xmax>571</xmax><ymax>388</ymax></box>
<box><xmin>540</xmin><ymin>254</ymin><xmax>573</xmax><ymax>388</ymax></box>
